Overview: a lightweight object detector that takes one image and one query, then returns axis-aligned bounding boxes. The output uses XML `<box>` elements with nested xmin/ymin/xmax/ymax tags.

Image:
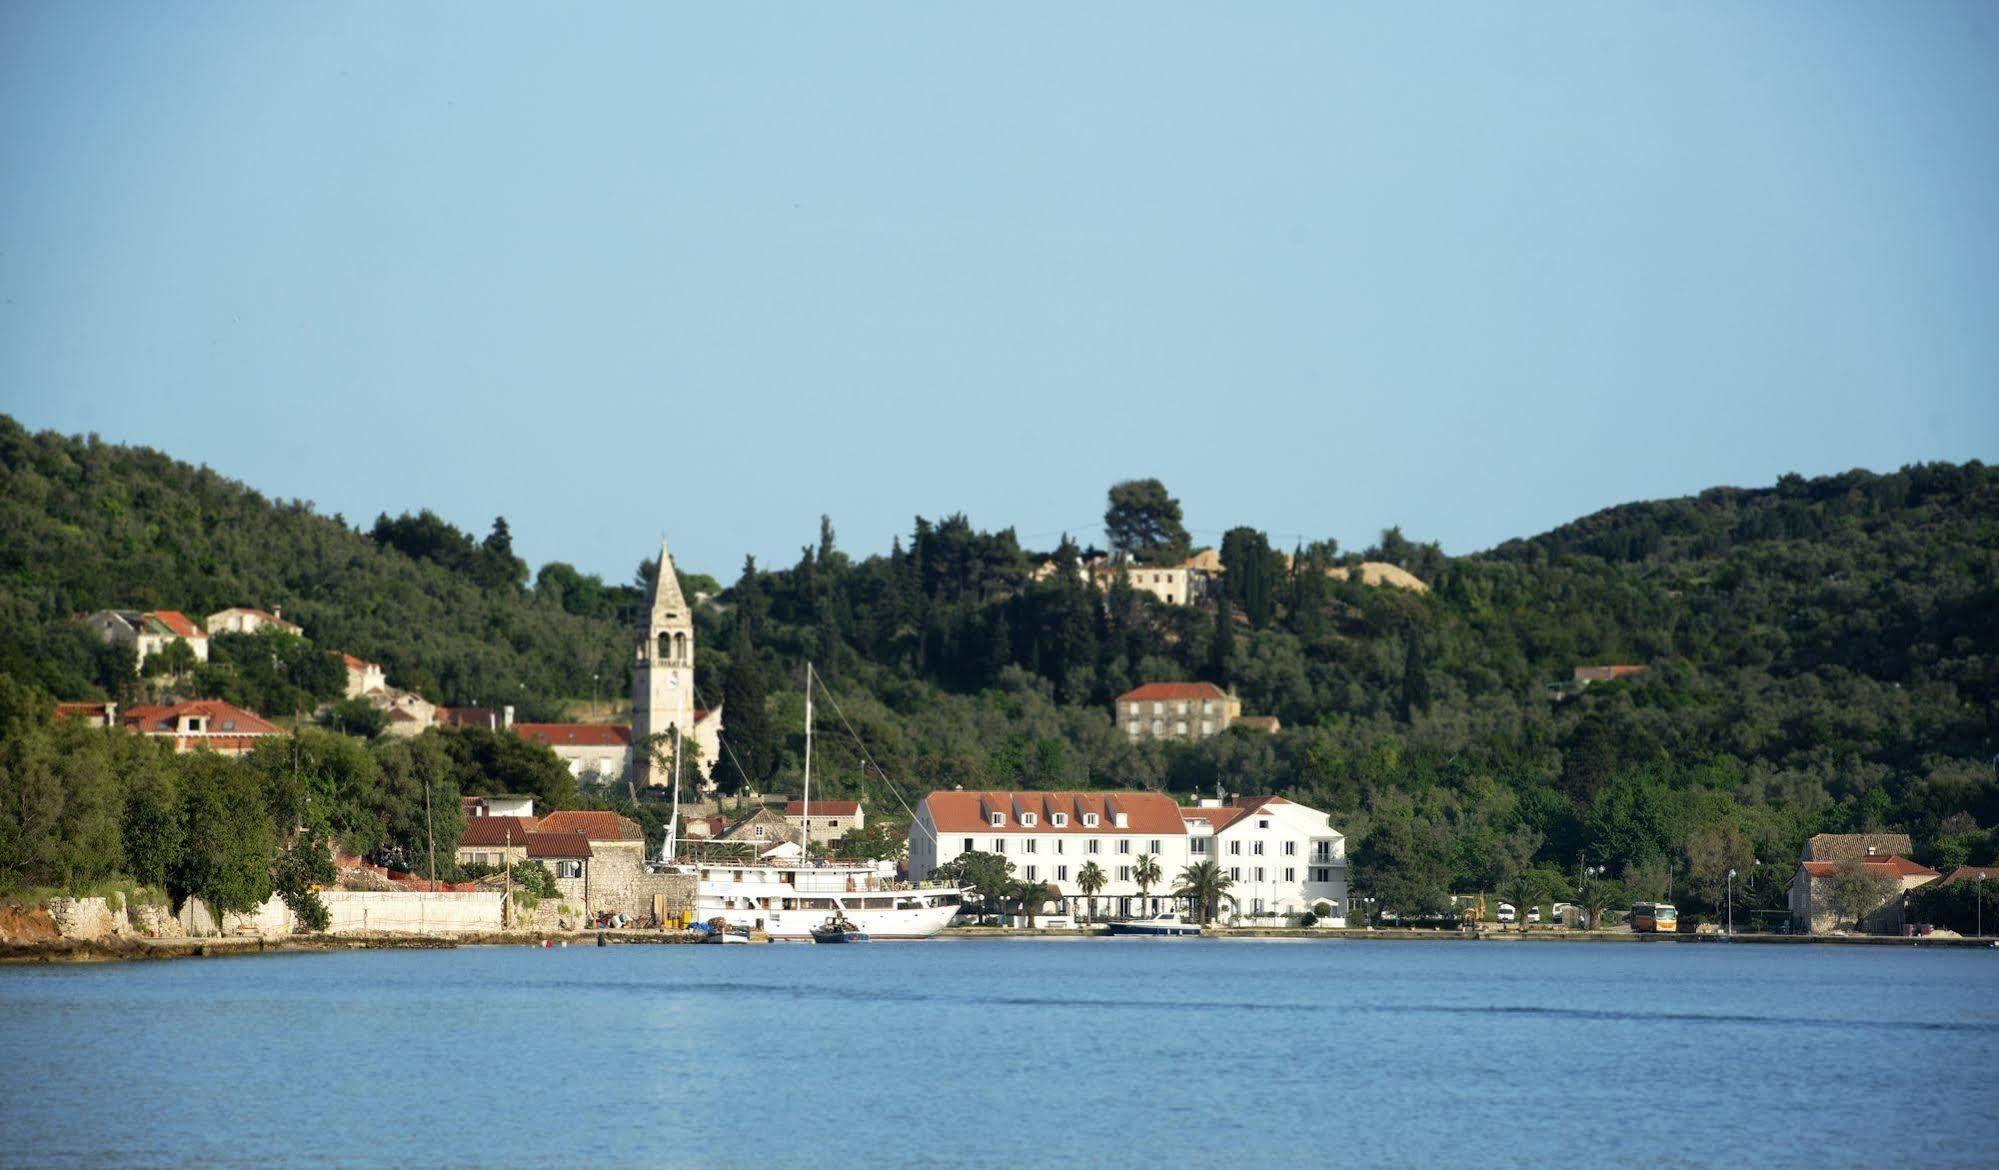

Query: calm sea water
<box><xmin>1</xmin><ymin>939</ymin><xmax>1994</xmax><ymax>1169</ymax></box>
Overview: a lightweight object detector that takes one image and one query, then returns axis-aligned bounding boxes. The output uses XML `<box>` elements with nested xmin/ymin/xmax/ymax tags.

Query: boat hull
<box><xmin>1107</xmin><ymin>921</ymin><xmax>1203</xmax><ymax>937</ymax></box>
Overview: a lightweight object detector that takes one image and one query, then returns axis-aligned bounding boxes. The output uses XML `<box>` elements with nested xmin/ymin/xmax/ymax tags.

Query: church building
<box><xmin>512</xmin><ymin>536</ymin><xmax>722</xmax><ymax>790</ymax></box>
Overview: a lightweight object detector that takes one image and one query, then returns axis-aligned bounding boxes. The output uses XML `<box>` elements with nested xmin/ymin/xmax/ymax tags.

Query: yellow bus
<box><xmin>1630</xmin><ymin>902</ymin><xmax>1678</xmax><ymax>933</ymax></box>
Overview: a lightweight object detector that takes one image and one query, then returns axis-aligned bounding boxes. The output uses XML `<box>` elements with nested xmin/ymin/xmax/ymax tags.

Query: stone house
<box><xmin>715</xmin><ymin>807</ymin><xmax>800</xmax><ymax>849</ymax></box>
<box><xmin>83</xmin><ymin>609</ymin><xmax>209</xmax><ymax>673</ymax></box>
<box><xmin>1115</xmin><ymin>682</ymin><xmax>1244</xmax><ymax>742</ymax></box>
<box><xmin>339</xmin><ymin>653</ymin><xmax>388</xmax><ymax>699</ymax></box>
<box><xmin>1788</xmin><ymin>853</ymin><xmax>1938</xmax><ymax>934</ymax></box>
<box><xmin>784</xmin><ymin>800</ymin><xmax>864</xmax><ymax>843</ymax></box>
<box><xmin>455</xmin><ymin>816</ymin><xmax>537</xmax><ymax>869</ymax></box>
<box><xmin>205</xmin><ymin>607</ymin><xmax>303</xmax><ymax>637</ymax></box>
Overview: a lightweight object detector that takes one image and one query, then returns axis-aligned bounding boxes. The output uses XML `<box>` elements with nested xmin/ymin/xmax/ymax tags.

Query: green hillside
<box><xmin>1</xmin><ymin>415</ymin><xmax>1994</xmax><ymax>922</ymax></box>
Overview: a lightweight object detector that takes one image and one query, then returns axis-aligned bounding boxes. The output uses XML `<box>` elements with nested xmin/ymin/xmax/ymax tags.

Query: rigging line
<box><xmin>687</xmin><ymin>679</ymin><xmax>760</xmax><ymax>824</ymax></box>
<box><xmin>809</xmin><ymin>668</ymin><xmax>936</xmax><ymax>846</ymax></box>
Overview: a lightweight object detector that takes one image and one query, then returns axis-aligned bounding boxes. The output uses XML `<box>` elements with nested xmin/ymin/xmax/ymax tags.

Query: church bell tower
<box><xmin>632</xmin><ymin>537</ymin><xmax>696</xmax><ymax>788</ymax></box>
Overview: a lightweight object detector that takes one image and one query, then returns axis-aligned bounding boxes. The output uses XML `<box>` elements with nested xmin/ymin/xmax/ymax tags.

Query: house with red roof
<box><xmin>117</xmin><ymin>699</ymin><xmax>283</xmax><ymax>758</ymax></box>
<box><xmin>81</xmin><ymin>609</ymin><xmax>210</xmax><ymax>674</ymax></box>
<box><xmin>1788</xmin><ymin>852</ymin><xmax>1939</xmax><ymax>934</ymax></box>
<box><xmin>783</xmin><ymin>799</ymin><xmax>865</xmax><ymax>842</ymax></box>
<box><xmin>1115</xmin><ymin>682</ymin><xmax>1245</xmax><ymax>743</ymax></box>
<box><xmin>909</xmin><ymin>789</ymin><xmax>1348</xmax><ymax>924</ymax></box>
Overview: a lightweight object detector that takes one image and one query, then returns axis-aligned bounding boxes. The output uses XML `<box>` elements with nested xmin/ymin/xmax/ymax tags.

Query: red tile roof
<box><xmin>458</xmin><ymin>817</ymin><xmax>536</xmax><ymax>847</ymax></box>
<box><xmin>1118</xmin><ymin>682</ymin><xmax>1229</xmax><ymax>703</ymax></box>
<box><xmin>121</xmin><ymin>700</ymin><xmax>281</xmax><ymax>736</ymax></box>
<box><xmin>513</xmin><ymin>723</ymin><xmax>631</xmax><ymax>748</ymax></box>
<box><xmin>1179</xmin><ymin>806</ymin><xmax>1249</xmax><ymax>833</ymax></box>
<box><xmin>340</xmin><ymin>652</ymin><xmax>379</xmax><ymax>672</ymax></box>
<box><xmin>149</xmin><ymin>610</ymin><xmax>203</xmax><ymax>639</ymax></box>
<box><xmin>536</xmin><ymin>810</ymin><xmax>643</xmax><ymax>842</ymax></box>
<box><xmin>1800</xmin><ymin>855</ymin><xmax>1939</xmax><ymax>880</ymax></box>
<box><xmin>921</xmin><ymin>791</ymin><xmax>1189</xmax><ymax>835</ymax></box>
<box><xmin>53</xmin><ymin>702</ymin><xmax>114</xmax><ymax>722</ymax></box>
<box><xmin>1930</xmin><ymin>865</ymin><xmax>1999</xmax><ymax>887</ymax></box>
<box><xmin>525</xmin><ymin>832</ymin><xmax>595</xmax><ymax>859</ymax></box>
<box><xmin>785</xmin><ymin>801</ymin><xmax>860</xmax><ymax>817</ymax></box>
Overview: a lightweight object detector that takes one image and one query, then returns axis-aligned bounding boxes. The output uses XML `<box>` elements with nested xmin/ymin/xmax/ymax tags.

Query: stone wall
<box><xmin>580</xmin><ymin>843</ymin><xmax>696</xmax><ymax>921</ymax></box>
<box><xmin>321</xmin><ymin>891</ymin><xmax>503</xmax><ymax>934</ymax></box>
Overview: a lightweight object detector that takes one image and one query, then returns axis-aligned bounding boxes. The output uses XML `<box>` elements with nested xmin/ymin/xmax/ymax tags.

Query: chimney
<box><xmin>1866</xmin><ymin>845</ymin><xmax>1877</xmax><ymax>857</ymax></box>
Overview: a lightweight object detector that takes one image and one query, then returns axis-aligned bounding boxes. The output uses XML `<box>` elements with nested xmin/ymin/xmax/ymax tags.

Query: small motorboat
<box><xmin>1108</xmin><ymin>912</ymin><xmax>1202</xmax><ymax>937</ymax></box>
<box><xmin>693</xmin><ymin>917</ymin><xmax>752</xmax><ymax>944</ymax></box>
<box><xmin>809</xmin><ymin>914</ymin><xmax>870</xmax><ymax>944</ymax></box>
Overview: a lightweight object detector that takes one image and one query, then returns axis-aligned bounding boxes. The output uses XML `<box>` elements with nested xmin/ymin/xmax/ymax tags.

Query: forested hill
<box><xmin>3</xmin><ymin>415</ymin><xmax>1995</xmax><ymax>917</ymax></box>
<box><xmin>0</xmin><ymin>416</ymin><xmax>657</xmax><ymax>713</ymax></box>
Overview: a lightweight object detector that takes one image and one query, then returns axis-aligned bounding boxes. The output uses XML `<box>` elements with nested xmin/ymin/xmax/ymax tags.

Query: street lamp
<box><xmin>1978</xmin><ymin>874</ymin><xmax>1985</xmax><ymax>939</ymax></box>
<box><xmin>1727</xmin><ymin>868</ymin><xmax>1737</xmax><ymax>937</ymax></box>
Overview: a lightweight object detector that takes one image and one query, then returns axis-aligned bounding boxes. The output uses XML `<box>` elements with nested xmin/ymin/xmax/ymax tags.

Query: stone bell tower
<box><xmin>632</xmin><ymin>536</ymin><xmax>696</xmax><ymax>788</ymax></box>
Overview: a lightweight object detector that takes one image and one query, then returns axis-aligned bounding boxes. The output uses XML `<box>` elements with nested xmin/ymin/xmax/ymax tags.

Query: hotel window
<box><xmin>1082</xmin><ymin>813</ymin><xmax>1099</xmax><ymax>828</ymax></box>
<box><xmin>989</xmin><ymin>812</ymin><xmax>1004</xmax><ymax>827</ymax></box>
<box><xmin>1314</xmin><ymin>843</ymin><xmax>1332</xmax><ymax>860</ymax></box>
<box><xmin>1283</xmin><ymin>841</ymin><xmax>1297</xmax><ymax>856</ymax></box>
<box><xmin>1025</xmin><ymin>865</ymin><xmax>1038</xmax><ymax>880</ymax></box>
<box><xmin>1149</xmin><ymin>840</ymin><xmax>1162</xmax><ymax>854</ymax></box>
<box><xmin>1254</xmin><ymin>867</ymin><xmax>1265</xmax><ymax>882</ymax></box>
<box><xmin>963</xmin><ymin>838</ymin><xmax>975</xmax><ymax>853</ymax></box>
<box><xmin>1087</xmin><ymin>839</ymin><xmax>1100</xmax><ymax>854</ymax></box>
<box><xmin>1052</xmin><ymin>813</ymin><xmax>1068</xmax><ymax>827</ymax></box>
<box><xmin>993</xmin><ymin>839</ymin><xmax>1006</xmax><ymax>854</ymax></box>
<box><xmin>1118</xmin><ymin>866</ymin><xmax>1132</xmax><ymax>882</ymax></box>
<box><xmin>1118</xmin><ymin>840</ymin><xmax>1131</xmax><ymax>854</ymax></box>
<box><xmin>1258</xmin><ymin>819</ymin><xmax>1270</xmax><ymax>829</ymax></box>
<box><xmin>1021</xmin><ymin>812</ymin><xmax>1037</xmax><ymax>827</ymax></box>
<box><xmin>1284</xmin><ymin>867</ymin><xmax>1295</xmax><ymax>882</ymax></box>
<box><xmin>1229</xmin><ymin>841</ymin><xmax>1242</xmax><ymax>855</ymax></box>
<box><xmin>1191</xmin><ymin>838</ymin><xmax>1209</xmax><ymax>855</ymax></box>
<box><xmin>1230</xmin><ymin>867</ymin><xmax>1241</xmax><ymax>881</ymax></box>
<box><xmin>1252</xmin><ymin>841</ymin><xmax>1265</xmax><ymax>856</ymax></box>
<box><xmin>1312</xmin><ymin>868</ymin><xmax>1330</xmax><ymax>882</ymax></box>
<box><xmin>1056</xmin><ymin>865</ymin><xmax>1069</xmax><ymax>881</ymax></box>
<box><xmin>1024</xmin><ymin>839</ymin><xmax>1038</xmax><ymax>854</ymax></box>
<box><xmin>1055</xmin><ymin>839</ymin><xmax>1065</xmax><ymax>854</ymax></box>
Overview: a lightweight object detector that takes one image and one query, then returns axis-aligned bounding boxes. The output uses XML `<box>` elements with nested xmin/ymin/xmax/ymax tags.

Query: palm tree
<box><xmin>1174</xmin><ymin>861</ymin><xmax>1235</xmax><ymax>926</ymax></box>
<box><xmin>1133</xmin><ymin>853</ymin><xmax>1162</xmax><ymax>917</ymax></box>
<box><xmin>1077</xmin><ymin>862</ymin><xmax>1108</xmax><ymax>925</ymax></box>
<box><xmin>1013</xmin><ymin>879</ymin><xmax>1054</xmax><ymax>928</ymax></box>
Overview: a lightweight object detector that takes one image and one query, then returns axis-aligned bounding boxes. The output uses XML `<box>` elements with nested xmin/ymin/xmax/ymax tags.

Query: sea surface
<box><xmin>1</xmin><ymin>938</ymin><xmax>1995</xmax><ymax>1169</ymax></box>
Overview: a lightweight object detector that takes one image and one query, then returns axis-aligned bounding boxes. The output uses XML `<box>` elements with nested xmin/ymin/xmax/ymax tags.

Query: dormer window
<box><xmin>1051</xmin><ymin>813</ymin><xmax>1068</xmax><ymax>827</ymax></box>
<box><xmin>1020</xmin><ymin>812</ymin><xmax>1038</xmax><ymax>827</ymax></box>
<box><xmin>1113</xmin><ymin>813</ymin><xmax>1129</xmax><ymax>828</ymax></box>
<box><xmin>989</xmin><ymin>812</ymin><xmax>1005</xmax><ymax>827</ymax></box>
<box><xmin>1082</xmin><ymin>813</ymin><xmax>1099</xmax><ymax>828</ymax></box>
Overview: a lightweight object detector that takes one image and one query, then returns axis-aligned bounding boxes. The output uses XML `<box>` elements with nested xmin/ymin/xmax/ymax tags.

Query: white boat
<box><xmin>674</xmin><ymin>858</ymin><xmax>962</xmax><ymax>940</ymax></box>
<box><xmin>1108</xmin><ymin>912</ymin><xmax>1203</xmax><ymax>937</ymax></box>
<box><xmin>653</xmin><ymin>662</ymin><xmax>964</xmax><ymax>941</ymax></box>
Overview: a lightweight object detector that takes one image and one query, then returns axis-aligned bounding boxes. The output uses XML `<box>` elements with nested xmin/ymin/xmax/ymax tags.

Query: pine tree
<box><xmin>1208</xmin><ymin>598</ymin><xmax>1235</xmax><ymax>684</ymax></box>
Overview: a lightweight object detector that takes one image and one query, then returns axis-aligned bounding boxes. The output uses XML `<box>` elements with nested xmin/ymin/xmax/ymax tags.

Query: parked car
<box><xmin>1495</xmin><ymin>902</ymin><xmax>1518</xmax><ymax>924</ymax></box>
<box><xmin>1526</xmin><ymin>906</ymin><xmax>1542</xmax><ymax>924</ymax></box>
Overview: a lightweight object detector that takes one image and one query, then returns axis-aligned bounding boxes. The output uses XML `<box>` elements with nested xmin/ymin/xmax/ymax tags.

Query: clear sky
<box><xmin>3</xmin><ymin>4</ymin><xmax>1994</xmax><ymax>583</ymax></box>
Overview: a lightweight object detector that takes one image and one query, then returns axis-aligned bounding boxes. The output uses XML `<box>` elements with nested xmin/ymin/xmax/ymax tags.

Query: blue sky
<box><xmin>3</xmin><ymin>3</ymin><xmax>1994</xmax><ymax>583</ymax></box>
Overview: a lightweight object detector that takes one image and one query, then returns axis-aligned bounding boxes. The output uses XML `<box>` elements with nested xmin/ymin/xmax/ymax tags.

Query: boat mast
<box><xmin>802</xmin><ymin>662</ymin><xmax>813</xmax><ymax>861</ymax></box>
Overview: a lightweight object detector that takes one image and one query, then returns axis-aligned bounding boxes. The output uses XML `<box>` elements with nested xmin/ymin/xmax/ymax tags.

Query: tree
<box><xmin>932</xmin><ymin>851</ymin><xmax>1014</xmax><ymax>919</ymax></box>
<box><xmin>1132</xmin><ymin>852</ymin><xmax>1162</xmax><ymax>916</ymax></box>
<box><xmin>1104</xmin><ymin>479</ymin><xmax>1190</xmax><ymax>565</ymax></box>
<box><xmin>1502</xmin><ymin>866</ymin><xmax>1566</xmax><ymax>934</ymax></box>
<box><xmin>1076</xmin><ymin>860</ymin><xmax>1108</xmax><ymax>925</ymax></box>
<box><xmin>1576</xmin><ymin>878</ymin><xmax>1623</xmax><ymax>931</ymax></box>
<box><xmin>1220</xmin><ymin>527</ymin><xmax>1281</xmax><ymax>628</ymax></box>
<box><xmin>170</xmin><ymin>754</ymin><xmax>277</xmax><ymax>922</ymax></box>
<box><xmin>1173</xmin><ymin>860</ymin><xmax>1235</xmax><ymax>925</ymax></box>
<box><xmin>1012</xmin><ymin>879</ymin><xmax>1056</xmax><ymax>927</ymax></box>
<box><xmin>1826</xmin><ymin>861</ymin><xmax>1902</xmax><ymax>931</ymax></box>
<box><xmin>1207</xmin><ymin>600</ymin><xmax>1235</xmax><ymax>685</ymax></box>
<box><xmin>718</xmin><ymin>564</ymin><xmax>777</xmax><ymax>795</ymax></box>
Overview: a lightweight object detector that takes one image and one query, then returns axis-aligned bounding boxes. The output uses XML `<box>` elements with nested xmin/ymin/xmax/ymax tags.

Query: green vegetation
<box><xmin>0</xmin><ymin>417</ymin><xmax>1993</xmax><ymax>930</ymax></box>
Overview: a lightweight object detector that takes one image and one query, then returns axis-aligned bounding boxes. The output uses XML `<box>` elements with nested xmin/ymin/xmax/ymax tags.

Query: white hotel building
<box><xmin>908</xmin><ymin>790</ymin><xmax>1349</xmax><ymax>925</ymax></box>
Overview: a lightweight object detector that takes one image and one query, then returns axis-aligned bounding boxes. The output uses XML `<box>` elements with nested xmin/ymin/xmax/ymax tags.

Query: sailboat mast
<box><xmin>802</xmin><ymin>662</ymin><xmax>813</xmax><ymax>860</ymax></box>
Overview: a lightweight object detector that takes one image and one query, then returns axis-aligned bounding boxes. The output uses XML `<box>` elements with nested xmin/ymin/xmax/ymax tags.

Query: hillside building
<box><xmin>205</xmin><ymin>607</ymin><xmax>303</xmax><ymax>637</ymax></box>
<box><xmin>82</xmin><ymin>609</ymin><xmax>209</xmax><ymax>673</ymax></box>
<box><xmin>1115</xmin><ymin>682</ymin><xmax>1244</xmax><ymax>742</ymax></box>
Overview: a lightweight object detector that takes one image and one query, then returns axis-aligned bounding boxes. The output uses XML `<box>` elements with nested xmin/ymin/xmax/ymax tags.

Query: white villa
<box><xmin>907</xmin><ymin>790</ymin><xmax>1348</xmax><ymax>925</ymax></box>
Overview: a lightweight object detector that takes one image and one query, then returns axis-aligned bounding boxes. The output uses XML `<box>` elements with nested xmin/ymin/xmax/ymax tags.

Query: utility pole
<box><xmin>424</xmin><ymin>774</ymin><xmax>436</xmax><ymax>892</ymax></box>
<box><xmin>504</xmin><ymin>821</ymin><xmax>513</xmax><ymax>929</ymax></box>
<box><xmin>1727</xmin><ymin>868</ymin><xmax>1736</xmax><ymax>937</ymax></box>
